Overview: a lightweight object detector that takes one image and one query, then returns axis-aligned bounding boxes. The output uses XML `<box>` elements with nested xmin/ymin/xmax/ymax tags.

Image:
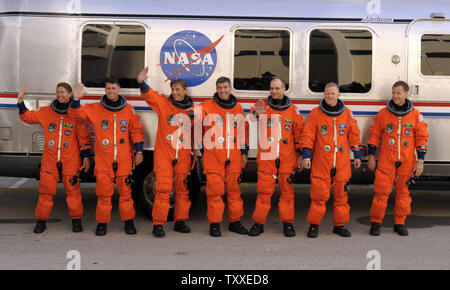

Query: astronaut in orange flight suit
<box><xmin>367</xmin><ymin>81</ymin><xmax>429</xmax><ymax>236</ymax></box>
<box><xmin>248</xmin><ymin>77</ymin><xmax>304</xmax><ymax>237</ymax></box>
<box><xmin>194</xmin><ymin>76</ymin><xmax>249</xmax><ymax>237</ymax></box>
<box><xmin>301</xmin><ymin>83</ymin><xmax>362</xmax><ymax>238</ymax></box>
<box><xmin>137</xmin><ymin>67</ymin><xmax>194</xmax><ymax>237</ymax></box>
<box><xmin>17</xmin><ymin>83</ymin><xmax>91</xmax><ymax>234</ymax></box>
<box><xmin>69</xmin><ymin>79</ymin><xmax>144</xmax><ymax>236</ymax></box>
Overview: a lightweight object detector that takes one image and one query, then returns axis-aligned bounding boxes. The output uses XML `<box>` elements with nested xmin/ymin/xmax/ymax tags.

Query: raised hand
<box><xmin>18</xmin><ymin>84</ymin><xmax>28</xmax><ymax>103</ymax></box>
<box><xmin>73</xmin><ymin>83</ymin><xmax>85</xmax><ymax>100</ymax></box>
<box><xmin>137</xmin><ymin>67</ymin><xmax>149</xmax><ymax>84</ymax></box>
<box><xmin>254</xmin><ymin>99</ymin><xmax>266</xmax><ymax>116</ymax></box>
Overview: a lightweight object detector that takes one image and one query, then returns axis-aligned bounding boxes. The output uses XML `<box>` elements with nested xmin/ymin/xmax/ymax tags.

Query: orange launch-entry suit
<box><xmin>250</xmin><ymin>96</ymin><xmax>304</xmax><ymax>225</ymax></box>
<box><xmin>368</xmin><ymin>99</ymin><xmax>428</xmax><ymax>225</ymax></box>
<box><xmin>301</xmin><ymin>99</ymin><xmax>362</xmax><ymax>226</ymax></box>
<box><xmin>69</xmin><ymin>96</ymin><xmax>144</xmax><ymax>223</ymax></box>
<box><xmin>140</xmin><ymin>82</ymin><xmax>194</xmax><ymax>225</ymax></box>
<box><xmin>18</xmin><ymin>100</ymin><xmax>91</xmax><ymax>221</ymax></box>
<box><xmin>198</xmin><ymin>94</ymin><xmax>248</xmax><ymax>224</ymax></box>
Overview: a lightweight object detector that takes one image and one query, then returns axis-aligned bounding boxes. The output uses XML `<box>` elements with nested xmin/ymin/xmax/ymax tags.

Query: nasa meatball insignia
<box><xmin>159</xmin><ymin>30</ymin><xmax>223</xmax><ymax>87</ymax></box>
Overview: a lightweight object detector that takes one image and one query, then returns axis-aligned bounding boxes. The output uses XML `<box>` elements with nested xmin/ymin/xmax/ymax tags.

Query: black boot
<box><xmin>152</xmin><ymin>225</ymin><xmax>165</xmax><ymax>237</ymax></box>
<box><xmin>393</xmin><ymin>224</ymin><xmax>408</xmax><ymax>236</ymax></box>
<box><xmin>283</xmin><ymin>223</ymin><xmax>296</xmax><ymax>237</ymax></box>
<box><xmin>248</xmin><ymin>223</ymin><xmax>264</xmax><ymax>236</ymax></box>
<box><xmin>124</xmin><ymin>219</ymin><xmax>137</xmax><ymax>235</ymax></box>
<box><xmin>173</xmin><ymin>221</ymin><xmax>191</xmax><ymax>233</ymax></box>
<box><xmin>33</xmin><ymin>220</ymin><xmax>46</xmax><ymax>234</ymax></box>
<box><xmin>95</xmin><ymin>223</ymin><xmax>107</xmax><ymax>236</ymax></box>
<box><xmin>333</xmin><ymin>226</ymin><xmax>351</xmax><ymax>237</ymax></box>
<box><xmin>369</xmin><ymin>222</ymin><xmax>381</xmax><ymax>236</ymax></box>
<box><xmin>72</xmin><ymin>219</ymin><xmax>83</xmax><ymax>233</ymax></box>
<box><xmin>228</xmin><ymin>221</ymin><xmax>248</xmax><ymax>234</ymax></box>
<box><xmin>307</xmin><ymin>224</ymin><xmax>319</xmax><ymax>238</ymax></box>
<box><xmin>209</xmin><ymin>223</ymin><xmax>222</xmax><ymax>237</ymax></box>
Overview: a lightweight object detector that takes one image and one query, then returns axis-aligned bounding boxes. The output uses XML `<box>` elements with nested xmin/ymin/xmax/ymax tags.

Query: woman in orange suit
<box><xmin>17</xmin><ymin>83</ymin><xmax>91</xmax><ymax>233</ymax></box>
<box><xmin>137</xmin><ymin>67</ymin><xmax>194</xmax><ymax>238</ymax></box>
<box><xmin>301</xmin><ymin>82</ymin><xmax>362</xmax><ymax>238</ymax></box>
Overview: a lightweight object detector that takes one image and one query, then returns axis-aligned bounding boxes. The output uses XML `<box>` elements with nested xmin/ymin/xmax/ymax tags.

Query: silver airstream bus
<box><xmin>1</xmin><ymin>0</ymin><xmax>449</xmax><ymax>217</ymax></box>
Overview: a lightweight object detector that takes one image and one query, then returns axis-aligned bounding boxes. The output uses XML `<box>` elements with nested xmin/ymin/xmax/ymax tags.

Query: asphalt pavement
<box><xmin>0</xmin><ymin>177</ymin><xmax>449</xmax><ymax>270</ymax></box>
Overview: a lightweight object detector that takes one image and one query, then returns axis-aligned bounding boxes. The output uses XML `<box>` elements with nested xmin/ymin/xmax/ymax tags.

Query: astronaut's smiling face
<box><xmin>56</xmin><ymin>86</ymin><xmax>72</xmax><ymax>104</ymax></box>
<box><xmin>270</xmin><ymin>79</ymin><xmax>285</xmax><ymax>100</ymax></box>
<box><xmin>216</xmin><ymin>81</ymin><xmax>231</xmax><ymax>101</ymax></box>
<box><xmin>105</xmin><ymin>82</ymin><xmax>120</xmax><ymax>102</ymax></box>
<box><xmin>324</xmin><ymin>85</ymin><xmax>339</xmax><ymax>107</ymax></box>
<box><xmin>171</xmin><ymin>83</ymin><xmax>187</xmax><ymax>102</ymax></box>
<box><xmin>392</xmin><ymin>85</ymin><xmax>408</xmax><ymax>107</ymax></box>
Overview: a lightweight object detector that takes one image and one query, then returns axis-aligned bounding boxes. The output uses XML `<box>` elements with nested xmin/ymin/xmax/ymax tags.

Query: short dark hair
<box><xmin>170</xmin><ymin>79</ymin><xmax>187</xmax><ymax>90</ymax></box>
<box><xmin>393</xmin><ymin>81</ymin><xmax>409</xmax><ymax>92</ymax></box>
<box><xmin>56</xmin><ymin>82</ymin><xmax>72</xmax><ymax>93</ymax></box>
<box><xmin>216</xmin><ymin>76</ymin><xmax>231</xmax><ymax>86</ymax></box>
<box><xmin>105</xmin><ymin>78</ymin><xmax>120</xmax><ymax>86</ymax></box>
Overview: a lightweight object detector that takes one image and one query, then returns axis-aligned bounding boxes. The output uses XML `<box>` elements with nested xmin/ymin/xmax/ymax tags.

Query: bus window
<box><xmin>234</xmin><ymin>29</ymin><xmax>290</xmax><ymax>91</ymax></box>
<box><xmin>309</xmin><ymin>29</ymin><xmax>372</xmax><ymax>93</ymax></box>
<box><xmin>81</xmin><ymin>24</ymin><xmax>145</xmax><ymax>88</ymax></box>
<box><xmin>421</xmin><ymin>34</ymin><xmax>450</xmax><ymax>76</ymax></box>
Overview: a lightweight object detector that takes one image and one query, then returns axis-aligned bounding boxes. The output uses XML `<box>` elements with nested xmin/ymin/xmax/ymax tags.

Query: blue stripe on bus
<box><xmin>421</xmin><ymin>112</ymin><xmax>450</xmax><ymax>117</ymax></box>
<box><xmin>0</xmin><ymin>104</ymin><xmax>17</xmax><ymax>109</ymax></box>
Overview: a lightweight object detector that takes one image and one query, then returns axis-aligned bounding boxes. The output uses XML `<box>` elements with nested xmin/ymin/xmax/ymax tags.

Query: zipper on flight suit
<box><xmin>330</xmin><ymin>118</ymin><xmax>337</xmax><ymax>179</ymax></box>
<box><xmin>56</xmin><ymin>116</ymin><xmax>64</xmax><ymax>182</ymax></box>
<box><xmin>396</xmin><ymin>117</ymin><xmax>402</xmax><ymax>168</ymax></box>
<box><xmin>173</xmin><ymin>113</ymin><xmax>183</xmax><ymax>166</ymax></box>
<box><xmin>225</xmin><ymin>112</ymin><xmax>231</xmax><ymax>166</ymax></box>
<box><xmin>112</xmin><ymin>114</ymin><xmax>118</xmax><ymax>172</ymax></box>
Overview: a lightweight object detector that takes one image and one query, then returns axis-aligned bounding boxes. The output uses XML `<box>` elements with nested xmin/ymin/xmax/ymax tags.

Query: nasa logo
<box><xmin>159</xmin><ymin>30</ymin><xmax>224</xmax><ymax>87</ymax></box>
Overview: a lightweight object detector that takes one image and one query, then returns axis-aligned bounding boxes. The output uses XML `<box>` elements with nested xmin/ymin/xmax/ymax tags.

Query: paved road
<box><xmin>0</xmin><ymin>177</ymin><xmax>449</xmax><ymax>270</ymax></box>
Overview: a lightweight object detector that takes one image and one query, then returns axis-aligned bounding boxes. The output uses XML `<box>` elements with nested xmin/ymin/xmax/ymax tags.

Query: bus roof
<box><xmin>1</xmin><ymin>0</ymin><xmax>450</xmax><ymax>22</ymax></box>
